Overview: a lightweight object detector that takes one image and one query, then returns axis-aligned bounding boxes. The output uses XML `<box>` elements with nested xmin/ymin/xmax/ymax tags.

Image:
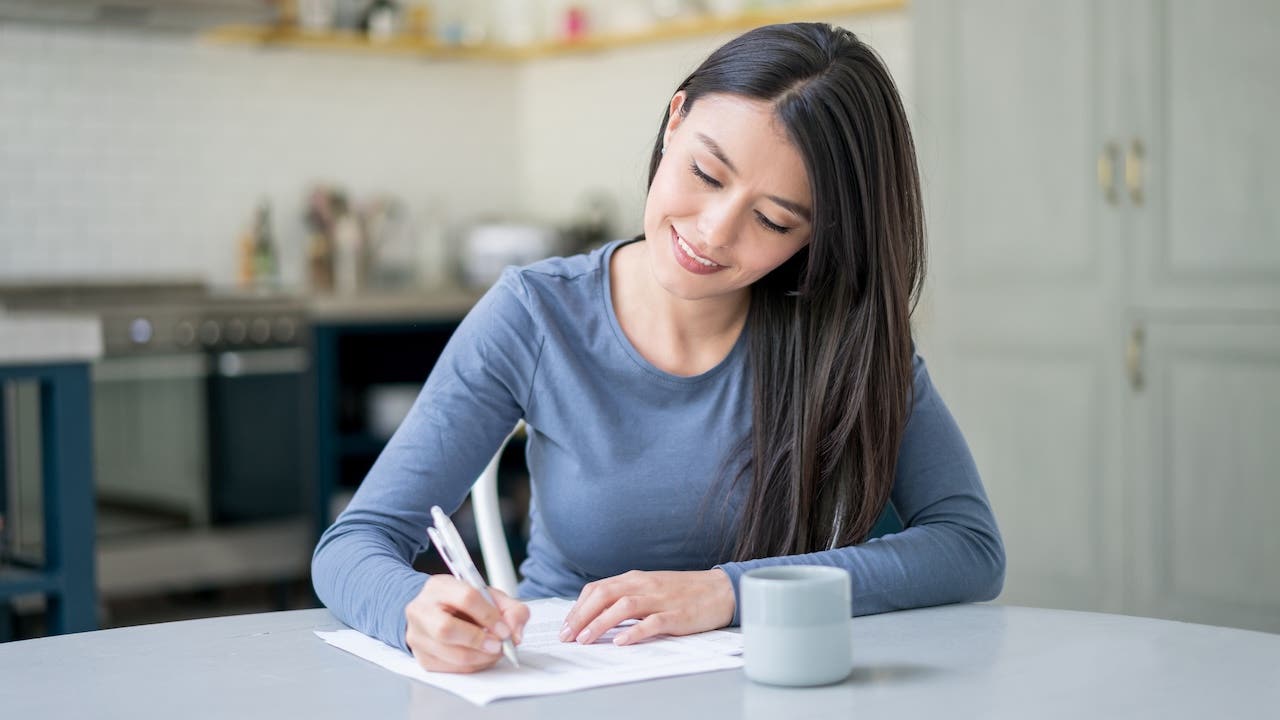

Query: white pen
<box><xmin>427</xmin><ymin>505</ymin><xmax>520</xmax><ymax>668</ymax></box>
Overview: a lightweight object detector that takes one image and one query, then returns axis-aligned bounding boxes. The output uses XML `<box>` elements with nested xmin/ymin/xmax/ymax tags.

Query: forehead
<box><xmin>683</xmin><ymin>93</ymin><xmax>810</xmax><ymax>195</ymax></box>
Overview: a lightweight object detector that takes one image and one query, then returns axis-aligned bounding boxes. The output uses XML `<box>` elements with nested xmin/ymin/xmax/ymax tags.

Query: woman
<box><xmin>312</xmin><ymin>22</ymin><xmax>1005</xmax><ymax>674</ymax></box>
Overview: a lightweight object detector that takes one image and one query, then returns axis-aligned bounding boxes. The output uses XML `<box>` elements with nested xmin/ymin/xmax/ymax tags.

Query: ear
<box><xmin>662</xmin><ymin>91</ymin><xmax>689</xmax><ymax>150</ymax></box>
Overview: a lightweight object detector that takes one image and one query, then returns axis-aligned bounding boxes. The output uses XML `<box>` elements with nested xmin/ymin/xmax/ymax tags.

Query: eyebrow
<box><xmin>695</xmin><ymin>132</ymin><xmax>813</xmax><ymax>222</ymax></box>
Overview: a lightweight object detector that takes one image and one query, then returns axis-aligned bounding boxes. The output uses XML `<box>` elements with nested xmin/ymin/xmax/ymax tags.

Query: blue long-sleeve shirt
<box><xmin>312</xmin><ymin>238</ymin><xmax>1005</xmax><ymax>651</ymax></box>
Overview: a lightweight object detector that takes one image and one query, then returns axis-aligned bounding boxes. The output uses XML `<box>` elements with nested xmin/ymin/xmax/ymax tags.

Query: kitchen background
<box><xmin>1</xmin><ymin>0</ymin><xmax>1277</xmax><ymax>641</ymax></box>
<box><xmin>0</xmin><ymin>2</ymin><xmax>905</xmax><ymax>286</ymax></box>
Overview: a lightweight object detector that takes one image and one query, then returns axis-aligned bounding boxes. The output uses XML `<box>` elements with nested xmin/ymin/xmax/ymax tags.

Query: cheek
<box><xmin>645</xmin><ymin>160</ymin><xmax>696</xmax><ymax>224</ymax></box>
<box><xmin>742</xmin><ymin>239</ymin><xmax>808</xmax><ymax>279</ymax></box>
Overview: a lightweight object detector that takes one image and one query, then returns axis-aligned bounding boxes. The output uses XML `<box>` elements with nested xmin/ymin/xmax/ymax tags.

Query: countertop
<box><xmin>303</xmin><ymin>287</ymin><xmax>484</xmax><ymax>323</ymax></box>
<box><xmin>0</xmin><ymin>311</ymin><xmax>103</xmax><ymax>365</ymax></box>
<box><xmin>0</xmin><ymin>277</ymin><xmax>487</xmax><ymax>327</ymax></box>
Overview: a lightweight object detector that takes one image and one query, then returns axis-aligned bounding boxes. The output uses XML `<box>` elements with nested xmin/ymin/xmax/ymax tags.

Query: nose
<box><xmin>695</xmin><ymin>197</ymin><xmax>743</xmax><ymax>249</ymax></box>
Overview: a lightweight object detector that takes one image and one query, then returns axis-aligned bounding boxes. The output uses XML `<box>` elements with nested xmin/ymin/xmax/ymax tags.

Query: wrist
<box><xmin>706</xmin><ymin>568</ymin><xmax>736</xmax><ymax>628</ymax></box>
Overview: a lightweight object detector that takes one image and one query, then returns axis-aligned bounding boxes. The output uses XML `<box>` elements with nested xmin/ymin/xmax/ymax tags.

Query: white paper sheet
<box><xmin>316</xmin><ymin>597</ymin><xmax>744</xmax><ymax>705</ymax></box>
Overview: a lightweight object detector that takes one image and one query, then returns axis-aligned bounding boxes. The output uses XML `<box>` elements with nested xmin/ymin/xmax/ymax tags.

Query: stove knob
<box><xmin>174</xmin><ymin>320</ymin><xmax>196</xmax><ymax>347</ymax></box>
<box><xmin>128</xmin><ymin>317</ymin><xmax>153</xmax><ymax>346</ymax></box>
<box><xmin>198</xmin><ymin>319</ymin><xmax>221</xmax><ymax>347</ymax></box>
<box><xmin>226</xmin><ymin>318</ymin><xmax>247</xmax><ymax>345</ymax></box>
<box><xmin>273</xmin><ymin>317</ymin><xmax>297</xmax><ymax>343</ymax></box>
<box><xmin>250</xmin><ymin>317</ymin><xmax>272</xmax><ymax>344</ymax></box>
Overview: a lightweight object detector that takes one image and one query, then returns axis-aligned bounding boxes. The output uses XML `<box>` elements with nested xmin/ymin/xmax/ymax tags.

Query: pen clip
<box><xmin>429</xmin><ymin>506</ymin><xmax>488</xmax><ymax>590</ymax></box>
<box><xmin>426</xmin><ymin>526</ymin><xmax>461</xmax><ymax>577</ymax></box>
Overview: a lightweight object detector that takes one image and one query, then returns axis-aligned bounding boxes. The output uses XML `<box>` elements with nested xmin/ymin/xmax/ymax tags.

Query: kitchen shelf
<box><xmin>203</xmin><ymin>0</ymin><xmax>905</xmax><ymax>62</ymax></box>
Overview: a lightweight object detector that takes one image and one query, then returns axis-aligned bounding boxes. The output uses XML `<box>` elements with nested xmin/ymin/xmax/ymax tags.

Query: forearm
<box><xmin>715</xmin><ymin>518</ymin><xmax>1005</xmax><ymax>626</ymax></box>
<box><xmin>312</xmin><ymin>525</ymin><xmax>429</xmax><ymax>651</ymax></box>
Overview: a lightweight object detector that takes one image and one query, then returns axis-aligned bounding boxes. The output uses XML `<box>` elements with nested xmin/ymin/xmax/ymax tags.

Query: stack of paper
<box><xmin>316</xmin><ymin>597</ymin><xmax>744</xmax><ymax>705</ymax></box>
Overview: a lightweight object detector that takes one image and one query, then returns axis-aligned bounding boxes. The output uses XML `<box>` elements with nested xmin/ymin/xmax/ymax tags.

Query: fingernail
<box><xmin>576</xmin><ymin>628</ymin><xmax>590</xmax><ymax>644</ymax></box>
<box><xmin>614</xmin><ymin>633</ymin><xmax>629</xmax><ymax>646</ymax></box>
<box><xmin>483</xmin><ymin>639</ymin><xmax>501</xmax><ymax>653</ymax></box>
<box><xmin>559</xmin><ymin>623</ymin><xmax>572</xmax><ymax>641</ymax></box>
<box><xmin>494</xmin><ymin>622</ymin><xmax>511</xmax><ymax>639</ymax></box>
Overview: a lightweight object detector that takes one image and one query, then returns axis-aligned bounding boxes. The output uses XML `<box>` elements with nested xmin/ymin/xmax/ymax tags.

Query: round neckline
<box><xmin>601</xmin><ymin>237</ymin><xmax>750</xmax><ymax>385</ymax></box>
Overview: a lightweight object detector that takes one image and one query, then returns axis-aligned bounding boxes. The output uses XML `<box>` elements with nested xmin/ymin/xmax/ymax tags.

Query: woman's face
<box><xmin>643</xmin><ymin>91</ymin><xmax>813</xmax><ymax>302</ymax></box>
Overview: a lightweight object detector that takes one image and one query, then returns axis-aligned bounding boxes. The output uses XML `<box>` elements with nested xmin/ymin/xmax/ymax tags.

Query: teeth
<box><xmin>676</xmin><ymin>234</ymin><xmax>718</xmax><ymax>267</ymax></box>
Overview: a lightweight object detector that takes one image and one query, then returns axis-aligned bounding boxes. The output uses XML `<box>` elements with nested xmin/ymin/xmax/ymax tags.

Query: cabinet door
<box><xmin>1128</xmin><ymin>0</ymin><xmax>1280</xmax><ymax>313</ymax></box>
<box><xmin>1122</xmin><ymin>1</ymin><xmax>1280</xmax><ymax>631</ymax></box>
<box><xmin>1128</xmin><ymin>320</ymin><xmax>1280</xmax><ymax>633</ymax></box>
<box><xmin>915</xmin><ymin>0</ymin><xmax>1129</xmax><ymax>613</ymax></box>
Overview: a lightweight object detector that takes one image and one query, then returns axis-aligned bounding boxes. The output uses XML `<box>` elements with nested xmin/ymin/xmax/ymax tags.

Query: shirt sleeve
<box><xmin>714</xmin><ymin>354</ymin><xmax>1006</xmax><ymax>626</ymax></box>
<box><xmin>311</xmin><ymin>267</ymin><xmax>544</xmax><ymax>651</ymax></box>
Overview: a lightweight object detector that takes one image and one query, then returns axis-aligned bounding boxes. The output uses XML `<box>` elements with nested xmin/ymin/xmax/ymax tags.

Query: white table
<box><xmin>1</xmin><ymin>604</ymin><xmax>1277</xmax><ymax>718</ymax></box>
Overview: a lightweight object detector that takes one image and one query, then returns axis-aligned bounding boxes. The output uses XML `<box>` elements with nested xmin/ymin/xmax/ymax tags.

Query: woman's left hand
<box><xmin>558</xmin><ymin>569</ymin><xmax>736</xmax><ymax>646</ymax></box>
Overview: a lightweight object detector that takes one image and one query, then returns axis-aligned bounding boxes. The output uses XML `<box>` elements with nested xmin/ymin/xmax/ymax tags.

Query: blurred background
<box><xmin>0</xmin><ymin>0</ymin><xmax>1275</xmax><ymax>641</ymax></box>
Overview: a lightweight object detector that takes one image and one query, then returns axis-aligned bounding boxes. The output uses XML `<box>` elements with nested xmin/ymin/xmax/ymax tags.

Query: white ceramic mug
<box><xmin>740</xmin><ymin>565</ymin><xmax>854</xmax><ymax>686</ymax></box>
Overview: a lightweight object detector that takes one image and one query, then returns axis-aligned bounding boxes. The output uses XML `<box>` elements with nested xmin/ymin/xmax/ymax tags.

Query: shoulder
<box><xmin>909</xmin><ymin>351</ymin><xmax>935</xmax><ymax>403</ymax></box>
<box><xmin>509</xmin><ymin>241</ymin><xmax>612</xmax><ymax>289</ymax></box>
<box><xmin>491</xmin><ymin>240</ymin><xmax>619</xmax><ymax>320</ymax></box>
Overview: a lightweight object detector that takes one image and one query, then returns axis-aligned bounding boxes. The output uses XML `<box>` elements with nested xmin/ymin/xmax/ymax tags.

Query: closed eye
<box><xmin>756</xmin><ymin>212</ymin><xmax>790</xmax><ymax>234</ymax></box>
<box><xmin>691</xmin><ymin>160</ymin><xmax>793</xmax><ymax>235</ymax></box>
<box><xmin>690</xmin><ymin>161</ymin><xmax>721</xmax><ymax>189</ymax></box>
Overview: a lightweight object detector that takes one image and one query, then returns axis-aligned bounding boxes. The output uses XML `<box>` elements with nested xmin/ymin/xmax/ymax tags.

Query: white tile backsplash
<box><xmin>0</xmin><ymin>11</ymin><xmax>911</xmax><ymax>283</ymax></box>
<box><xmin>0</xmin><ymin>23</ymin><xmax>521</xmax><ymax>284</ymax></box>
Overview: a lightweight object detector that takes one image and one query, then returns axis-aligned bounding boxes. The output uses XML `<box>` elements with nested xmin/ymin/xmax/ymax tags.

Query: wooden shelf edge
<box><xmin>203</xmin><ymin>0</ymin><xmax>907</xmax><ymax>62</ymax></box>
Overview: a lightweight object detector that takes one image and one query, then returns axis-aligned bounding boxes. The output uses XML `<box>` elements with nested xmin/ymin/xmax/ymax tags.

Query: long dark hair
<box><xmin>646</xmin><ymin>23</ymin><xmax>925</xmax><ymax>560</ymax></box>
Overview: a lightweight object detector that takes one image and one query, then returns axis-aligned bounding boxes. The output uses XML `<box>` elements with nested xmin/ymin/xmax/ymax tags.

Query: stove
<box><xmin>0</xmin><ymin>280</ymin><xmax>305</xmax><ymax>357</ymax></box>
<box><xmin>1</xmin><ymin>281</ymin><xmax>312</xmax><ymax>589</ymax></box>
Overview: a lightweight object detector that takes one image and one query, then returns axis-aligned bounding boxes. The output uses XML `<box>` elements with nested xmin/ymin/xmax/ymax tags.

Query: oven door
<box><xmin>93</xmin><ymin>353</ymin><xmax>212</xmax><ymax>525</ymax></box>
<box><xmin>207</xmin><ymin>348</ymin><xmax>308</xmax><ymax>524</ymax></box>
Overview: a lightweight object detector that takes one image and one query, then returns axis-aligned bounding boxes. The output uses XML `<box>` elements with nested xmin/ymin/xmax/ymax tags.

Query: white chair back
<box><xmin>469</xmin><ymin>422</ymin><xmax>522</xmax><ymax>597</ymax></box>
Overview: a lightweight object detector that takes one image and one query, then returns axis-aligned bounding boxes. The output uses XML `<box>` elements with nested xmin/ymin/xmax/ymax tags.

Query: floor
<box><xmin>4</xmin><ymin>505</ymin><xmax>321</xmax><ymax>641</ymax></box>
<box><xmin>3</xmin><ymin>498</ymin><xmax>502</xmax><ymax>642</ymax></box>
<box><xmin>6</xmin><ymin>578</ymin><xmax>320</xmax><ymax>640</ymax></box>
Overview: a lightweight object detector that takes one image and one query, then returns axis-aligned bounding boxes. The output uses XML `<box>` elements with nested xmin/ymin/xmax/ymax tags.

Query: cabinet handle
<box><xmin>1125</xmin><ymin>138</ymin><xmax>1145</xmax><ymax>206</ymax></box>
<box><xmin>1126</xmin><ymin>324</ymin><xmax>1145</xmax><ymax>391</ymax></box>
<box><xmin>1098</xmin><ymin>141</ymin><xmax>1120</xmax><ymax>204</ymax></box>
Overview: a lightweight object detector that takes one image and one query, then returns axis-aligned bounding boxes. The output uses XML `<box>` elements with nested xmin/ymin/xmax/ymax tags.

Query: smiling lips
<box><xmin>670</xmin><ymin>226</ymin><xmax>726</xmax><ymax>275</ymax></box>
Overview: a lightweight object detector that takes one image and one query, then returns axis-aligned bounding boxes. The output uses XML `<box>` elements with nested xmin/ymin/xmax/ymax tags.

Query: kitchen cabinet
<box><xmin>306</xmin><ymin>292</ymin><xmax>532</xmax><ymax>574</ymax></box>
<box><xmin>0</xmin><ymin>314</ymin><xmax>101</xmax><ymax>638</ymax></box>
<box><xmin>915</xmin><ymin>0</ymin><xmax>1280</xmax><ymax>631</ymax></box>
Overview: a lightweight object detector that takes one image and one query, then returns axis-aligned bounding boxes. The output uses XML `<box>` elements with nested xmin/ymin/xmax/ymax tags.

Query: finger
<box><xmin>406</xmin><ymin>592</ymin><xmax>479</xmax><ymax>648</ymax></box>
<box><xmin>561</xmin><ymin>578</ymin><xmax>613</xmax><ymax>642</ymax></box>
<box><xmin>491</xmin><ymin>589</ymin><xmax>530</xmax><ymax>644</ymax></box>
<box><xmin>424</xmin><ymin>633</ymin><xmax>503</xmax><ymax>669</ymax></box>
<box><xmin>406</xmin><ymin>610</ymin><xmax>502</xmax><ymax>673</ymax></box>
<box><xmin>437</xmin><ymin>580</ymin><xmax>506</xmax><ymax>636</ymax></box>
<box><xmin>426</xmin><ymin>607</ymin><xmax>504</xmax><ymax>654</ymax></box>
<box><xmin>576</xmin><ymin>594</ymin><xmax>652</xmax><ymax>646</ymax></box>
<box><xmin>561</xmin><ymin>571</ymin><xmax>642</xmax><ymax>642</ymax></box>
<box><xmin>409</xmin><ymin>634</ymin><xmax>501</xmax><ymax>673</ymax></box>
<box><xmin>613</xmin><ymin>611</ymin><xmax>679</xmax><ymax>646</ymax></box>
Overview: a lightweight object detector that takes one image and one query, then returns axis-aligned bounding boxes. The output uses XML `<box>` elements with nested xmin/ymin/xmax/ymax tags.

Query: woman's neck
<box><xmin>613</xmin><ymin>239</ymin><xmax>748</xmax><ymax>376</ymax></box>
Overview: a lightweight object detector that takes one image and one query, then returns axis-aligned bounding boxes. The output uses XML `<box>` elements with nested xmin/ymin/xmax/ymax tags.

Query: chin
<box><xmin>654</xmin><ymin>265</ymin><xmax>735</xmax><ymax>302</ymax></box>
<box><xmin>643</xmin><ymin>240</ymin><xmax>704</xmax><ymax>295</ymax></box>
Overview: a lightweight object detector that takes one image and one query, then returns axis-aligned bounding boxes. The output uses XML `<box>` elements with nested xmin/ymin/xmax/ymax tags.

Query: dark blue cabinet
<box><xmin>0</xmin><ymin>362</ymin><xmax>97</xmax><ymax>638</ymax></box>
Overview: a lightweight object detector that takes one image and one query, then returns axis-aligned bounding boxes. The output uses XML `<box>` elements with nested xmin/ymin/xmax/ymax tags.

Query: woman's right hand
<box><xmin>404</xmin><ymin>575</ymin><xmax>529</xmax><ymax>673</ymax></box>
